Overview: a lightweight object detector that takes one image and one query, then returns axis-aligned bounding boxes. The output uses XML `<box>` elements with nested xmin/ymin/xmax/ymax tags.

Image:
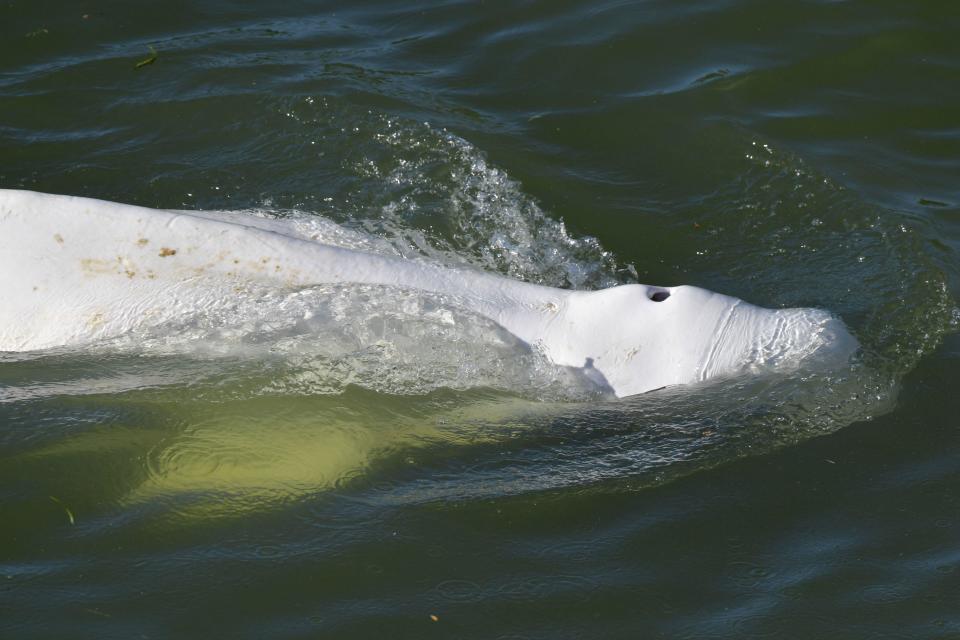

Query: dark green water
<box><xmin>2</xmin><ymin>1</ymin><xmax>959</xmax><ymax>637</ymax></box>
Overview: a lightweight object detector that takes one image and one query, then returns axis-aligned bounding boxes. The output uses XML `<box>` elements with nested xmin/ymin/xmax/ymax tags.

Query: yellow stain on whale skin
<box><xmin>80</xmin><ymin>258</ymin><xmax>115</xmax><ymax>275</ymax></box>
<box><xmin>79</xmin><ymin>255</ymin><xmax>141</xmax><ymax>279</ymax></box>
<box><xmin>158</xmin><ymin>247</ymin><xmax>177</xmax><ymax>257</ymax></box>
<box><xmin>86</xmin><ymin>312</ymin><xmax>106</xmax><ymax>330</ymax></box>
<box><xmin>81</xmin><ymin>255</ymin><xmax>140</xmax><ymax>278</ymax></box>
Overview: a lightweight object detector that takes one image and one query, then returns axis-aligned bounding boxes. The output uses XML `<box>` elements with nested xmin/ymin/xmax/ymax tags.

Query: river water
<box><xmin>1</xmin><ymin>1</ymin><xmax>959</xmax><ymax>638</ymax></box>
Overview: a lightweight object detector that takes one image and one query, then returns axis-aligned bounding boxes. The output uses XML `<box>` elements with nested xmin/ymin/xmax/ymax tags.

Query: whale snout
<box><xmin>706</xmin><ymin>302</ymin><xmax>858</xmax><ymax>380</ymax></box>
<box><xmin>564</xmin><ymin>283</ymin><xmax>859</xmax><ymax>396</ymax></box>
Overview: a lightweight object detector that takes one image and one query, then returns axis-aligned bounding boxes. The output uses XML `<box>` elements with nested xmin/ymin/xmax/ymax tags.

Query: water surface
<box><xmin>2</xmin><ymin>1</ymin><xmax>959</xmax><ymax>638</ymax></box>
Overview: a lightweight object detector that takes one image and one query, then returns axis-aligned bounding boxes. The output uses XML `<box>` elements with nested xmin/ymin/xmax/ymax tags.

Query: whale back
<box><xmin>0</xmin><ymin>190</ymin><xmax>372</xmax><ymax>350</ymax></box>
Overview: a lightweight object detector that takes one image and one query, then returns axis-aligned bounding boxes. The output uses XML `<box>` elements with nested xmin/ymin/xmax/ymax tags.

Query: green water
<box><xmin>2</xmin><ymin>1</ymin><xmax>959</xmax><ymax>638</ymax></box>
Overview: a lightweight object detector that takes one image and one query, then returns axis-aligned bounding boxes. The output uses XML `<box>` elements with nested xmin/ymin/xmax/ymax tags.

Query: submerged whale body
<box><xmin>0</xmin><ymin>189</ymin><xmax>857</xmax><ymax>397</ymax></box>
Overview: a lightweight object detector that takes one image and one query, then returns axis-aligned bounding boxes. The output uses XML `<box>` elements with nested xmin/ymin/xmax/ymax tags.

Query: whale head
<box><xmin>549</xmin><ymin>284</ymin><xmax>858</xmax><ymax>397</ymax></box>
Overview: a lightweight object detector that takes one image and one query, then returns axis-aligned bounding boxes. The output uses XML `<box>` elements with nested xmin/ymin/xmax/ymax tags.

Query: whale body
<box><xmin>0</xmin><ymin>189</ymin><xmax>857</xmax><ymax>397</ymax></box>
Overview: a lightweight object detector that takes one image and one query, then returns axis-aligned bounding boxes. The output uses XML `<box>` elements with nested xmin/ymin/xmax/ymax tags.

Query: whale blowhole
<box><xmin>650</xmin><ymin>290</ymin><xmax>670</xmax><ymax>302</ymax></box>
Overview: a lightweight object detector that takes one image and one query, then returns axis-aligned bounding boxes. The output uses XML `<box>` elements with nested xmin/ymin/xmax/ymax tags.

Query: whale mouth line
<box><xmin>698</xmin><ymin>299</ymin><xmax>742</xmax><ymax>383</ymax></box>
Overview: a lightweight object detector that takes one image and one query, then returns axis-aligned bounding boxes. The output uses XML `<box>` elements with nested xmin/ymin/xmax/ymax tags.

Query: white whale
<box><xmin>0</xmin><ymin>189</ymin><xmax>856</xmax><ymax>396</ymax></box>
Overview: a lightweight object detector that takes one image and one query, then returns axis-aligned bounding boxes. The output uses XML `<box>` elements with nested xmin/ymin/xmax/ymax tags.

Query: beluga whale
<box><xmin>0</xmin><ymin>189</ymin><xmax>857</xmax><ymax>397</ymax></box>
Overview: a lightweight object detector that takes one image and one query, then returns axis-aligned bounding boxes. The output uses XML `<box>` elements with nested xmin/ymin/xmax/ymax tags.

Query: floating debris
<box><xmin>135</xmin><ymin>46</ymin><xmax>158</xmax><ymax>69</ymax></box>
<box><xmin>48</xmin><ymin>495</ymin><xmax>75</xmax><ymax>525</ymax></box>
